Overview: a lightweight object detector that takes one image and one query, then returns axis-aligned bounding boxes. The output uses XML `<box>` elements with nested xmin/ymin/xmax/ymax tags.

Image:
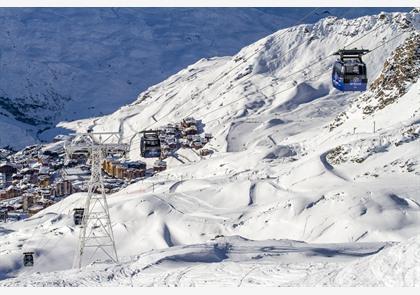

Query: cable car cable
<box><xmin>128</xmin><ymin>8</ymin><xmax>323</xmax><ymax>135</ymax></box>
<box><xmin>123</xmin><ymin>14</ymin><xmax>412</xmax><ymax>154</ymax></box>
<box><xmin>192</xmin><ymin>28</ymin><xmax>412</xmax><ymax>126</ymax></box>
<box><xmin>125</xmin><ymin>28</ymin><xmax>412</xmax><ymax>155</ymax></box>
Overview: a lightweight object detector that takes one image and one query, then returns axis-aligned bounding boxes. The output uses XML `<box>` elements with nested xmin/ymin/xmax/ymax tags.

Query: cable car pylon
<box><xmin>64</xmin><ymin>132</ymin><xmax>128</xmax><ymax>268</ymax></box>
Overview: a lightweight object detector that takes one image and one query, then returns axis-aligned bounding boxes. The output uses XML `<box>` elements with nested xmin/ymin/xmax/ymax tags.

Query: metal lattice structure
<box><xmin>64</xmin><ymin>132</ymin><xmax>128</xmax><ymax>268</ymax></box>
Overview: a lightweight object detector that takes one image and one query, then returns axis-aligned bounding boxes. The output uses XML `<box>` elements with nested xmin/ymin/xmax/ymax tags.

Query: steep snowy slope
<box><xmin>0</xmin><ymin>11</ymin><xmax>419</xmax><ymax>284</ymax></box>
<box><xmin>0</xmin><ymin>7</ymin><xmax>292</xmax><ymax>149</ymax></box>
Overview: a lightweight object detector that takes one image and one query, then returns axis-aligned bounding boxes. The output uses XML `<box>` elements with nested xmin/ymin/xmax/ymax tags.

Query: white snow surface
<box><xmin>0</xmin><ymin>8</ymin><xmax>412</xmax><ymax>149</ymax></box>
<box><xmin>0</xmin><ymin>11</ymin><xmax>419</xmax><ymax>286</ymax></box>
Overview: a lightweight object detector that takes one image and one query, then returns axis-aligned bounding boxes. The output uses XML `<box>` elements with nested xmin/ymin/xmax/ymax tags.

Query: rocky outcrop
<box><xmin>329</xmin><ymin>31</ymin><xmax>419</xmax><ymax>130</ymax></box>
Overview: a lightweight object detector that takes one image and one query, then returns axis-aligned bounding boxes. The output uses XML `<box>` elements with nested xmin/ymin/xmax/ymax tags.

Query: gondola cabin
<box><xmin>332</xmin><ymin>49</ymin><xmax>369</xmax><ymax>92</ymax></box>
<box><xmin>23</xmin><ymin>252</ymin><xmax>34</xmax><ymax>267</ymax></box>
<box><xmin>140</xmin><ymin>131</ymin><xmax>161</xmax><ymax>158</ymax></box>
<box><xmin>0</xmin><ymin>209</ymin><xmax>7</xmax><ymax>222</ymax></box>
<box><xmin>73</xmin><ymin>208</ymin><xmax>84</xmax><ymax>226</ymax></box>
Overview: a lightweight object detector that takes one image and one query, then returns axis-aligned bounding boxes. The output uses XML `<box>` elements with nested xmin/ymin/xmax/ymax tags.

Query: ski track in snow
<box><xmin>0</xmin><ymin>10</ymin><xmax>419</xmax><ymax>286</ymax></box>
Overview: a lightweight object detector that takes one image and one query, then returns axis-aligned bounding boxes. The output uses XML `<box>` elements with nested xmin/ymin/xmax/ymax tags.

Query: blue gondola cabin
<box><xmin>332</xmin><ymin>49</ymin><xmax>369</xmax><ymax>92</ymax></box>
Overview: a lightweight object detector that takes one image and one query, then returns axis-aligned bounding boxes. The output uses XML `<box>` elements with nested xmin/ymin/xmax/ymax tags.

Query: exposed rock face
<box><xmin>361</xmin><ymin>32</ymin><xmax>419</xmax><ymax>115</ymax></box>
<box><xmin>329</xmin><ymin>31</ymin><xmax>419</xmax><ymax>130</ymax></box>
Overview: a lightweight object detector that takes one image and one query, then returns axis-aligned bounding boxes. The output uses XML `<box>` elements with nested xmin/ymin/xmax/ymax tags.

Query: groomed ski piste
<box><xmin>0</xmin><ymin>10</ymin><xmax>419</xmax><ymax>286</ymax></box>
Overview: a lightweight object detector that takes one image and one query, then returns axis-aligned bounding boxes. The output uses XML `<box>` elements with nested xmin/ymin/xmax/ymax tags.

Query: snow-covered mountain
<box><xmin>0</xmin><ymin>7</ymin><xmax>411</xmax><ymax>149</ymax></box>
<box><xmin>0</xmin><ymin>10</ymin><xmax>419</xmax><ymax>286</ymax></box>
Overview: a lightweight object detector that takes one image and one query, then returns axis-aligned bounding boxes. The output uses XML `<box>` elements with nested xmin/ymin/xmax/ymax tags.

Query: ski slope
<box><xmin>0</xmin><ymin>10</ymin><xmax>419</xmax><ymax>286</ymax></box>
<box><xmin>3</xmin><ymin>7</ymin><xmax>399</xmax><ymax>149</ymax></box>
<box><xmin>1</xmin><ymin>234</ymin><xmax>419</xmax><ymax>286</ymax></box>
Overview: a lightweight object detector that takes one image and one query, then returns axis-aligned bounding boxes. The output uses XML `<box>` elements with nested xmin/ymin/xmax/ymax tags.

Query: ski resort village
<box><xmin>0</xmin><ymin>7</ymin><xmax>419</xmax><ymax>287</ymax></box>
<box><xmin>0</xmin><ymin>117</ymin><xmax>213</xmax><ymax>221</ymax></box>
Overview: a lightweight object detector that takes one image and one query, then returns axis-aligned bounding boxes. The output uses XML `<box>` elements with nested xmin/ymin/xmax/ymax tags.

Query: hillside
<box><xmin>2</xmin><ymin>234</ymin><xmax>419</xmax><ymax>286</ymax></box>
<box><xmin>0</xmin><ymin>10</ymin><xmax>419</xmax><ymax>285</ymax></box>
<box><xmin>0</xmin><ymin>8</ymin><xmax>411</xmax><ymax>149</ymax></box>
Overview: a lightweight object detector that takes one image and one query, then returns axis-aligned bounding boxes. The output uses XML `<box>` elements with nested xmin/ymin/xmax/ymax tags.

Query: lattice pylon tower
<box><xmin>73</xmin><ymin>146</ymin><xmax>119</xmax><ymax>268</ymax></box>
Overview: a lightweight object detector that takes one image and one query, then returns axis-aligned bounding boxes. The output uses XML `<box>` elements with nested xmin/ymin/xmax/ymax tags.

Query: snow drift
<box><xmin>0</xmin><ymin>10</ymin><xmax>419</xmax><ymax>285</ymax></box>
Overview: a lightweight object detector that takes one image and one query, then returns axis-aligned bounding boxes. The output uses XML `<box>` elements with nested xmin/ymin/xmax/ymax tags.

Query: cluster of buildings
<box><xmin>157</xmin><ymin>117</ymin><xmax>213</xmax><ymax>158</ymax></box>
<box><xmin>0</xmin><ymin>117</ymin><xmax>215</xmax><ymax>223</ymax></box>
<box><xmin>0</xmin><ymin>142</ymin><xmax>74</xmax><ymax>219</ymax></box>
<box><xmin>102</xmin><ymin>158</ymin><xmax>146</xmax><ymax>180</ymax></box>
<box><xmin>0</xmin><ymin>136</ymin><xmax>149</xmax><ymax>221</ymax></box>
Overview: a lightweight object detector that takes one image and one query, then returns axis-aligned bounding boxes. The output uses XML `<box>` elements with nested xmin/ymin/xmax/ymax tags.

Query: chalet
<box><xmin>102</xmin><ymin>158</ymin><xmax>116</xmax><ymax>176</ymax></box>
<box><xmin>201</xmin><ymin>137</ymin><xmax>209</xmax><ymax>144</ymax></box>
<box><xmin>160</xmin><ymin>150</ymin><xmax>169</xmax><ymax>160</ymax></box>
<box><xmin>122</xmin><ymin>167</ymin><xmax>145</xmax><ymax>180</ymax></box>
<box><xmin>153</xmin><ymin>160</ymin><xmax>167</xmax><ymax>172</ymax></box>
<box><xmin>35</xmin><ymin>197</ymin><xmax>54</xmax><ymax>208</ymax></box>
<box><xmin>21</xmin><ymin>167</ymin><xmax>39</xmax><ymax>175</ymax></box>
<box><xmin>190</xmin><ymin>135</ymin><xmax>204</xmax><ymax>149</ymax></box>
<box><xmin>0</xmin><ymin>186</ymin><xmax>20</xmax><ymax>200</ymax></box>
<box><xmin>1</xmin><ymin>205</ymin><xmax>14</xmax><ymax>212</ymax></box>
<box><xmin>0</xmin><ymin>163</ymin><xmax>17</xmax><ymax>181</ymax></box>
<box><xmin>179</xmin><ymin>139</ymin><xmax>189</xmax><ymax>148</ymax></box>
<box><xmin>182</xmin><ymin>125</ymin><xmax>198</xmax><ymax>136</ymax></box>
<box><xmin>38</xmin><ymin>155</ymin><xmax>50</xmax><ymax>166</ymax></box>
<box><xmin>181</xmin><ymin>117</ymin><xmax>197</xmax><ymax>128</ymax></box>
<box><xmin>0</xmin><ymin>149</ymin><xmax>11</xmax><ymax>159</ymax></box>
<box><xmin>200</xmin><ymin>149</ymin><xmax>213</xmax><ymax>156</ymax></box>
<box><xmin>21</xmin><ymin>171</ymin><xmax>38</xmax><ymax>184</ymax></box>
<box><xmin>125</xmin><ymin>161</ymin><xmax>146</xmax><ymax>170</ymax></box>
<box><xmin>0</xmin><ymin>173</ymin><xmax>5</xmax><ymax>189</ymax></box>
<box><xmin>38</xmin><ymin>165</ymin><xmax>50</xmax><ymax>176</ymax></box>
<box><xmin>103</xmin><ymin>159</ymin><xmax>146</xmax><ymax>180</ymax></box>
<box><xmin>62</xmin><ymin>167</ymin><xmax>90</xmax><ymax>183</ymax></box>
<box><xmin>22</xmin><ymin>193</ymin><xmax>35</xmax><ymax>212</ymax></box>
<box><xmin>166</xmin><ymin>137</ymin><xmax>177</xmax><ymax>149</ymax></box>
<box><xmin>39</xmin><ymin>189</ymin><xmax>52</xmax><ymax>200</ymax></box>
<box><xmin>192</xmin><ymin>134</ymin><xmax>202</xmax><ymax>142</ymax></box>
<box><xmin>40</xmin><ymin>149</ymin><xmax>60</xmax><ymax>158</ymax></box>
<box><xmin>119</xmin><ymin>161</ymin><xmax>146</xmax><ymax>180</ymax></box>
<box><xmin>114</xmin><ymin>164</ymin><xmax>125</xmax><ymax>179</ymax></box>
<box><xmin>162</xmin><ymin>124</ymin><xmax>178</xmax><ymax>135</ymax></box>
<box><xmin>0</xmin><ymin>209</ymin><xmax>7</xmax><ymax>222</ymax></box>
<box><xmin>38</xmin><ymin>175</ymin><xmax>50</xmax><ymax>188</ymax></box>
<box><xmin>65</xmin><ymin>154</ymin><xmax>87</xmax><ymax>166</ymax></box>
<box><xmin>190</xmin><ymin>140</ymin><xmax>203</xmax><ymax>149</ymax></box>
<box><xmin>28</xmin><ymin>204</ymin><xmax>44</xmax><ymax>216</ymax></box>
<box><xmin>161</xmin><ymin>143</ymin><xmax>170</xmax><ymax>153</ymax></box>
<box><xmin>175</xmin><ymin>123</ymin><xmax>182</xmax><ymax>130</ymax></box>
<box><xmin>12</xmin><ymin>173</ymin><xmax>24</xmax><ymax>182</ymax></box>
<box><xmin>9</xmin><ymin>203</ymin><xmax>23</xmax><ymax>211</ymax></box>
<box><xmin>158</xmin><ymin>133</ymin><xmax>167</xmax><ymax>141</ymax></box>
<box><xmin>54</xmin><ymin>180</ymin><xmax>73</xmax><ymax>197</ymax></box>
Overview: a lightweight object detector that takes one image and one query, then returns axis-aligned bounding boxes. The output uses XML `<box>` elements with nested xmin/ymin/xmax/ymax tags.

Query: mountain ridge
<box><xmin>0</xmin><ymin>10</ymin><xmax>419</xmax><ymax>286</ymax></box>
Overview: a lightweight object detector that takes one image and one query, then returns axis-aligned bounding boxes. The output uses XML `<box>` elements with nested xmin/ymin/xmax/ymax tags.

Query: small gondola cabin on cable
<box><xmin>0</xmin><ymin>209</ymin><xmax>7</xmax><ymax>222</ymax></box>
<box><xmin>140</xmin><ymin>130</ymin><xmax>161</xmax><ymax>158</ymax></box>
<box><xmin>23</xmin><ymin>252</ymin><xmax>34</xmax><ymax>267</ymax></box>
<box><xmin>73</xmin><ymin>208</ymin><xmax>84</xmax><ymax>226</ymax></box>
<box><xmin>332</xmin><ymin>49</ymin><xmax>369</xmax><ymax>92</ymax></box>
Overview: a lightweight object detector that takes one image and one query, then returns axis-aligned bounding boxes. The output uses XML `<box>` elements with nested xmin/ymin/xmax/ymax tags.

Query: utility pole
<box><xmin>65</xmin><ymin>132</ymin><xmax>128</xmax><ymax>268</ymax></box>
